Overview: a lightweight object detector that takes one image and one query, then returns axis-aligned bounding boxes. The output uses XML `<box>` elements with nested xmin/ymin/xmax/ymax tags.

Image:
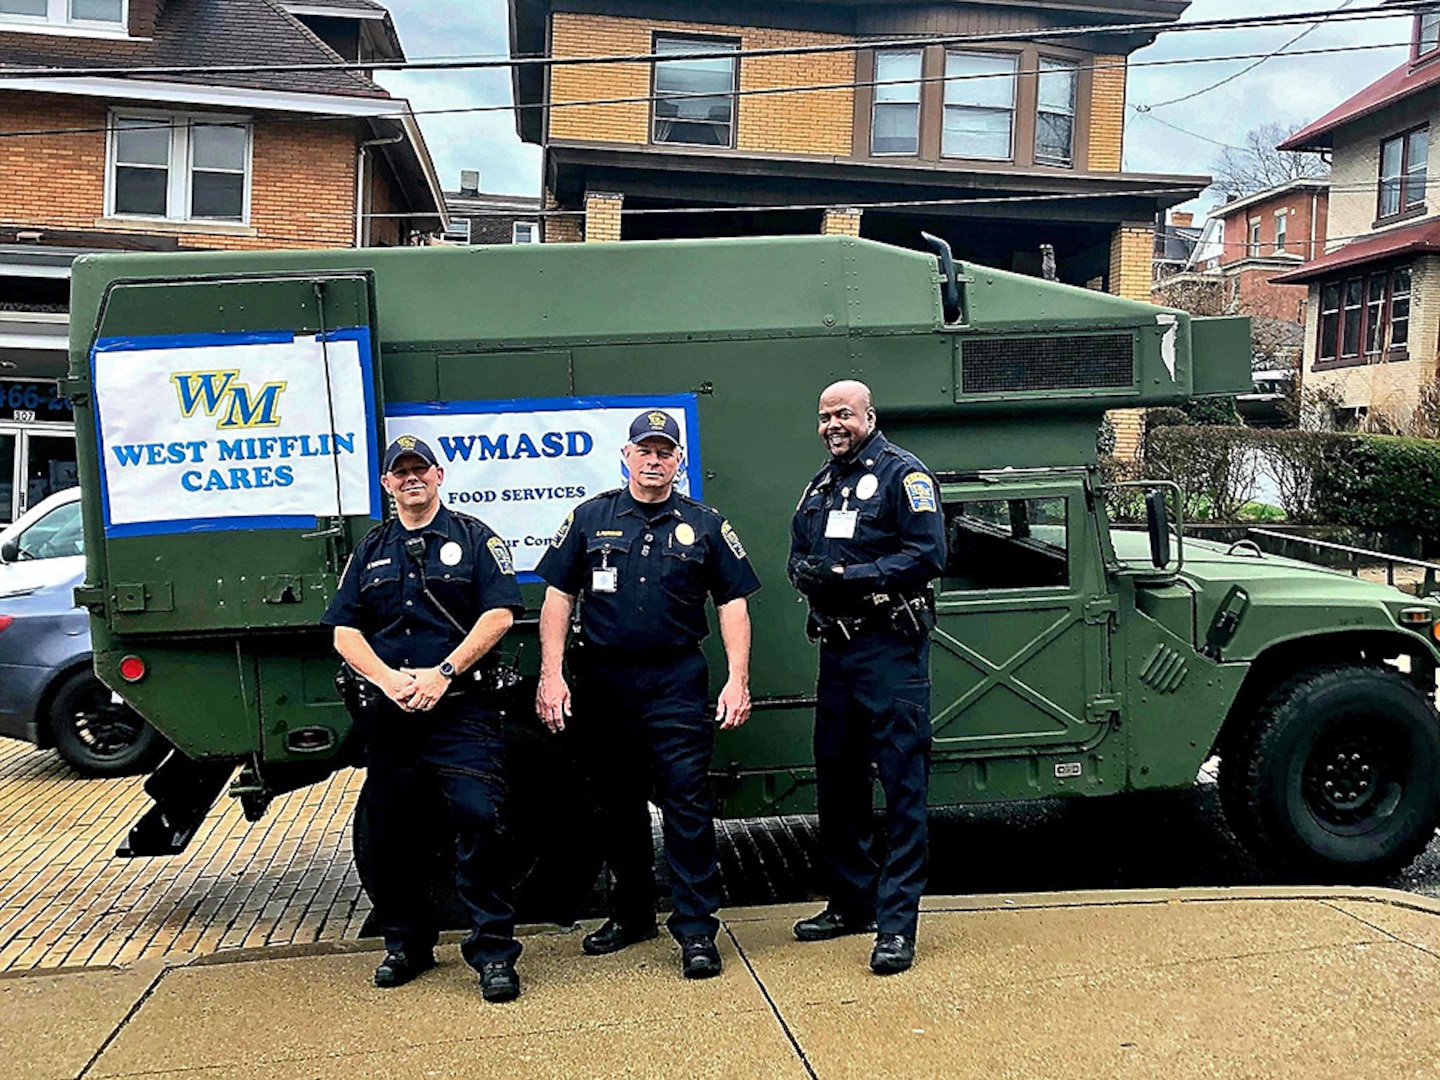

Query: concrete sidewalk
<box><xmin>7</xmin><ymin>888</ymin><xmax>1440</xmax><ymax>1080</ymax></box>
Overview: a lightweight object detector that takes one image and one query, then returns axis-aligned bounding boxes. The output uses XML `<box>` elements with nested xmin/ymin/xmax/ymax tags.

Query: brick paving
<box><xmin>0</xmin><ymin>741</ymin><xmax>370</xmax><ymax>973</ymax></box>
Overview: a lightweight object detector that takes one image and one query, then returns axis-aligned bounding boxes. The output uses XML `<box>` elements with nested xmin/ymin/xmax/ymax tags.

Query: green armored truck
<box><xmin>63</xmin><ymin>236</ymin><xmax>1440</xmax><ymax>897</ymax></box>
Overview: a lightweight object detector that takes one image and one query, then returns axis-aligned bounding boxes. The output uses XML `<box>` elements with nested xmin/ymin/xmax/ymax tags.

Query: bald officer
<box><xmin>788</xmin><ymin>381</ymin><xmax>946</xmax><ymax>975</ymax></box>
<box><xmin>535</xmin><ymin>409</ymin><xmax>760</xmax><ymax>980</ymax></box>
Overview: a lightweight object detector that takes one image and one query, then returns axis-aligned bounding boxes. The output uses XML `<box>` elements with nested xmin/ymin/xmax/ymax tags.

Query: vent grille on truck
<box><xmin>961</xmin><ymin>333</ymin><xmax>1134</xmax><ymax>394</ymax></box>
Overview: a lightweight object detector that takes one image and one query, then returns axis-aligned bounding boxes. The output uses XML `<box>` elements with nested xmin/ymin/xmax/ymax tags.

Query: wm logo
<box><xmin>171</xmin><ymin>371</ymin><xmax>287</xmax><ymax>430</ymax></box>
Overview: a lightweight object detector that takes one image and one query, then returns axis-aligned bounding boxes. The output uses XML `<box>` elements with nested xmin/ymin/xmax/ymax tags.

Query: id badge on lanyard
<box><xmin>592</xmin><ymin>545</ymin><xmax>618</xmax><ymax>593</ymax></box>
<box><xmin>825</xmin><ymin>486</ymin><xmax>857</xmax><ymax>539</ymax></box>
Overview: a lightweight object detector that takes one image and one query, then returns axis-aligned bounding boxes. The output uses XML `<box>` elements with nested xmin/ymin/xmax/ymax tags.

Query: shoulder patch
<box><xmin>720</xmin><ymin>520</ymin><xmax>748</xmax><ymax>560</ymax></box>
<box><xmin>903</xmin><ymin>472</ymin><xmax>938</xmax><ymax>513</ymax></box>
<box><xmin>487</xmin><ymin>536</ymin><xmax>516</xmax><ymax>576</ymax></box>
<box><xmin>552</xmin><ymin>511</ymin><xmax>574</xmax><ymax>547</ymax></box>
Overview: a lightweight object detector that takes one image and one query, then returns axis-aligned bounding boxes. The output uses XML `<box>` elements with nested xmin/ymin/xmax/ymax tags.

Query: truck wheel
<box><xmin>48</xmin><ymin>669</ymin><xmax>167</xmax><ymax>778</ymax></box>
<box><xmin>1220</xmin><ymin>664</ymin><xmax>1440</xmax><ymax>880</ymax></box>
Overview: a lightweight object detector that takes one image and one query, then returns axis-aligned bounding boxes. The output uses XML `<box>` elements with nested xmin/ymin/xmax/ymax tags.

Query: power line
<box><xmin>1137</xmin><ymin>0</ymin><xmax>1362</xmax><ymax>111</ymax></box>
<box><xmin>0</xmin><ymin>38</ymin><xmax>1407</xmax><ymax>143</ymax></box>
<box><xmin>0</xmin><ymin>2</ymin><xmax>1427</xmax><ymax>81</ymax></box>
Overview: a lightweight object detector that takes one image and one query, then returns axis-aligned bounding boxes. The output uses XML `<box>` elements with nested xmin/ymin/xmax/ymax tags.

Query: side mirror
<box><xmin>1145</xmin><ymin>489</ymin><xmax>1171</xmax><ymax>569</ymax></box>
<box><xmin>0</xmin><ymin>538</ymin><xmax>17</xmax><ymax>564</ymax></box>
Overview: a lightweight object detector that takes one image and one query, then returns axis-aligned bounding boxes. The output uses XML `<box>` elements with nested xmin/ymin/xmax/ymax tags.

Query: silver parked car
<box><xmin>0</xmin><ymin>488</ymin><xmax>166</xmax><ymax>776</ymax></box>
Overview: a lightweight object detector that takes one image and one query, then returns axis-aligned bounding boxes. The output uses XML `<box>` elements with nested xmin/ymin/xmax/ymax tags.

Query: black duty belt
<box><xmin>810</xmin><ymin>592</ymin><xmax>933</xmax><ymax>646</ymax></box>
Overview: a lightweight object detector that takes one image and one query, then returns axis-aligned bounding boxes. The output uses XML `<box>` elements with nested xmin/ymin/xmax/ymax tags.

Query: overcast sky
<box><xmin>374</xmin><ymin>0</ymin><xmax>1414</xmax><ymax>216</ymax></box>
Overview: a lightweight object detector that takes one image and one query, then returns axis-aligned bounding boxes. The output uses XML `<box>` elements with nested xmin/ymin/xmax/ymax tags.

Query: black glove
<box><xmin>793</xmin><ymin>557</ymin><xmax>844</xmax><ymax>595</ymax></box>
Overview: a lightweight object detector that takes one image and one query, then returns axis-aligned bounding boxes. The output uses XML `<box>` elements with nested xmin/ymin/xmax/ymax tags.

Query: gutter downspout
<box><xmin>1310</xmin><ymin>188</ymin><xmax>1320</xmax><ymax>260</ymax></box>
<box><xmin>355</xmin><ymin>132</ymin><xmax>404</xmax><ymax>248</ymax></box>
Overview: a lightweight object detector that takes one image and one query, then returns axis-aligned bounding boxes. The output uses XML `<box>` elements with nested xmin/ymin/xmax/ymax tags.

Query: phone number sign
<box><xmin>0</xmin><ymin>381</ymin><xmax>72</xmax><ymax>424</ymax></box>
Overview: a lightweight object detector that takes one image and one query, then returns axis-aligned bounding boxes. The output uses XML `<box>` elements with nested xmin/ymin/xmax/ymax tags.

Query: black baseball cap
<box><xmin>628</xmin><ymin>409</ymin><xmax>682</xmax><ymax>447</ymax></box>
<box><xmin>382</xmin><ymin>435</ymin><xmax>438</xmax><ymax>473</ymax></box>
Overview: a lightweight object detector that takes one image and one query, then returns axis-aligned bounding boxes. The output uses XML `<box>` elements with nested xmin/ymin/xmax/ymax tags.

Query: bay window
<box><xmin>943</xmin><ymin>51</ymin><xmax>1016</xmax><ymax>160</ymax></box>
<box><xmin>1317</xmin><ymin>267</ymin><xmax>1412</xmax><ymax>366</ymax></box>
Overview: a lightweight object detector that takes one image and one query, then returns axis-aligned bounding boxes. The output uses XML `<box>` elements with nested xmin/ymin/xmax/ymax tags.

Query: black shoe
<box><xmin>373</xmin><ymin>949</ymin><xmax>435</xmax><ymax>988</ymax></box>
<box><xmin>793</xmin><ymin>908</ymin><xmax>878</xmax><ymax>942</ymax></box>
<box><xmin>870</xmin><ymin>934</ymin><xmax>915</xmax><ymax>975</ymax></box>
<box><xmin>680</xmin><ymin>935</ymin><xmax>722</xmax><ymax>980</ymax></box>
<box><xmin>479</xmin><ymin>960</ymin><xmax>521</xmax><ymax>1003</ymax></box>
<box><xmin>582</xmin><ymin>918</ymin><xmax>660</xmax><ymax>956</ymax></box>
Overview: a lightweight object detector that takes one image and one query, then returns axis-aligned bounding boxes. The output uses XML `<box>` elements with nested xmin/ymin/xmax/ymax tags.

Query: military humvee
<box><xmin>63</xmin><ymin>236</ymin><xmax>1440</xmax><ymax>907</ymax></box>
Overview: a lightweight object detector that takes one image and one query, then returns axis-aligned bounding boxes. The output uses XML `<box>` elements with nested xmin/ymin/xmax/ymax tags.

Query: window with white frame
<box><xmin>1274</xmin><ymin>209</ymin><xmax>1289</xmax><ymax>252</ymax></box>
<box><xmin>871</xmin><ymin>49</ymin><xmax>923</xmax><ymax>155</ymax></box>
<box><xmin>942</xmin><ymin>52</ymin><xmax>1017</xmax><ymax>160</ymax></box>
<box><xmin>651</xmin><ymin>35</ymin><xmax>738</xmax><ymax>147</ymax></box>
<box><xmin>0</xmin><ymin>0</ymin><xmax>124</xmax><ymax>29</ymax></box>
<box><xmin>442</xmin><ymin>218</ymin><xmax>472</xmax><ymax>244</ymax></box>
<box><xmin>1247</xmin><ymin>219</ymin><xmax>1261</xmax><ymax>257</ymax></box>
<box><xmin>512</xmin><ymin>221</ymin><xmax>538</xmax><ymax>244</ymax></box>
<box><xmin>109</xmin><ymin>113</ymin><xmax>250</xmax><ymax>223</ymax></box>
<box><xmin>1035</xmin><ymin>59</ymin><xmax>1078</xmax><ymax>166</ymax></box>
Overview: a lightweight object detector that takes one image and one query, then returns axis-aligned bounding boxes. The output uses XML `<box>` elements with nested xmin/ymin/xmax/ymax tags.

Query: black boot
<box><xmin>792</xmin><ymin>908</ymin><xmax>877</xmax><ymax>942</ymax></box>
<box><xmin>869</xmin><ymin>934</ymin><xmax>915</xmax><ymax>975</ymax></box>
<box><xmin>373</xmin><ymin>949</ymin><xmax>435</xmax><ymax>988</ymax></box>
<box><xmin>582</xmin><ymin>918</ymin><xmax>660</xmax><ymax>956</ymax></box>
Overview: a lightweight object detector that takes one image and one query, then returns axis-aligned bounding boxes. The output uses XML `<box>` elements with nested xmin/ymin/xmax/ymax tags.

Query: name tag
<box><xmin>825</xmin><ymin>510</ymin><xmax>858</xmax><ymax>539</ymax></box>
<box><xmin>591</xmin><ymin>568</ymin><xmax>618</xmax><ymax>594</ymax></box>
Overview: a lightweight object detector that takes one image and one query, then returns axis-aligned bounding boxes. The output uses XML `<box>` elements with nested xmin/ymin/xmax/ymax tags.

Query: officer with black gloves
<box><xmin>788</xmin><ymin>380</ymin><xmax>946</xmax><ymax>975</ymax></box>
<box><xmin>534</xmin><ymin>409</ymin><xmax>760</xmax><ymax>981</ymax></box>
<box><xmin>322</xmin><ymin>435</ymin><xmax>526</xmax><ymax>1003</ymax></box>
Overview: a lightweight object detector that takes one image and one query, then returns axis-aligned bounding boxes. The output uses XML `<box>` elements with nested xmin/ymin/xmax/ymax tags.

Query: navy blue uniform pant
<box><xmin>359</xmin><ymin>694</ymin><xmax>521</xmax><ymax>968</ymax></box>
<box><xmin>815</xmin><ymin>631</ymin><xmax>932</xmax><ymax>938</ymax></box>
<box><xmin>570</xmin><ymin>646</ymin><xmax>720</xmax><ymax>942</ymax></box>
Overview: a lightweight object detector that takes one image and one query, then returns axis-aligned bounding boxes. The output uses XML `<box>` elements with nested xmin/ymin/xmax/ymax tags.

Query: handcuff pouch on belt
<box><xmin>807</xmin><ymin>591</ymin><xmax>935</xmax><ymax>645</ymax></box>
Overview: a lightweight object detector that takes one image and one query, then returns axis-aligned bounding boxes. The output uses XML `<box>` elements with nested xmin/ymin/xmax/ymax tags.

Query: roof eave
<box><xmin>369</xmin><ymin>108</ymin><xmax>449</xmax><ymax>233</ymax></box>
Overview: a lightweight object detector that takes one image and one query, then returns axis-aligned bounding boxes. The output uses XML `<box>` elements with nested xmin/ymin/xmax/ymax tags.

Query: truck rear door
<box><xmin>930</xmin><ymin>476</ymin><xmax>1119</xmax><ymax>774</ymax></box>
<box><xmin>82</xmin><ymin>273</ymin><xmax>383</xmax><ymax>634</ymax></box>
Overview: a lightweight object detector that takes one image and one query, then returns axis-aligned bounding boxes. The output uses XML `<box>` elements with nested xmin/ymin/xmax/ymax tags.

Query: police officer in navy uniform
<box><xmin>789</xmin><ymin>380</ymin><xmax>946</xmax><ymax>975</ymax></box>
<box><xmin>534</xmin><ymin>409</ymin><xmax>760</xmax><ymax>980</ymax></box>
<box><xmin>323</xmin><ymin>435</ymin><xmax>527</xmax><ymax>1003</ymax></box>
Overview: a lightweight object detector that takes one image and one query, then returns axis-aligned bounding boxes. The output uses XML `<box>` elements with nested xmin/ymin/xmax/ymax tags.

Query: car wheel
<box><xmin>47</xmin><ymin>669</ymin><xmax>167</xmax><ymax>778</ymax></box>
<box><xmin>1221</xmin><ymin>663</ymin><xmax>1440</xmax><ymax>881</ymax></box>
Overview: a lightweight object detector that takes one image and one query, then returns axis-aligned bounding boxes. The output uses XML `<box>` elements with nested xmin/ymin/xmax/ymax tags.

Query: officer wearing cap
<box><xmin>788</xmin><ymin>380</ymin><xmax>945</xmax><ymax>976</ymax></box>
<box><xmin>322</xmin><ymin>435</ymin><xmax>527</xmax><ymax>1002</ymax></box>
<box><xmin>534</xmin><ymin>409</ymin><xmax>760</xmax><ymax>980</ymax></box>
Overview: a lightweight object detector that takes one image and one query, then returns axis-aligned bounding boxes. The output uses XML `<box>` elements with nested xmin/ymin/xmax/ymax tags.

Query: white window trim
<box><xmin>0</xmin><ymin>0</ymin><xmax>130</xmax><ymax>38</ymax></box>
<box><xmin>105</xmin><ymin>109</ymin><xmax>253</xmax><ymax>226</ymax></box>
<box><xmin>512</xmin><ymin>221</ymin><xmax>538</xmax><ymax>244</ymax></box>
<box><xmin>1273</xmin><ymin>208</ymin><xmax>1290</xmax><ymax>253</ymax></box>
<box><xmin>442</xmin><ymin>218</ymin><xmax>472</xmax><ymax>244</ymax></box>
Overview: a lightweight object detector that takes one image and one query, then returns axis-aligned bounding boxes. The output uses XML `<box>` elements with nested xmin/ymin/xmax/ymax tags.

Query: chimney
<box><xmin>459</xmin><ymin>169</ymin><xmax>480</xmax><ymax>197</ymax></box>
<box><xmin>1171</xmin><ymin>211</ymin><xmax>1194</xmax><ymax>228</ymax></box>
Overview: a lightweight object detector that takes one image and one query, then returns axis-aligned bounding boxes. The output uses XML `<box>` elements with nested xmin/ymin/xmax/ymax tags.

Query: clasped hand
<box><xmin>384</xmin><ymin>667</ymin><xmax>449</xmax><ymax>712</ymax></box>
<box><xmin>792</xmin><ymin>556</ymin><xmax>844</xmax><ymax>594</ymax></box>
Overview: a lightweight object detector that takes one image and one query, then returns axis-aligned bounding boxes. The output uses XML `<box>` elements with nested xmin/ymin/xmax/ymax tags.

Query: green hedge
<box><xmin>1134</xmin><ymin>427</ymin><xmax>1440</xmax><ymax>549</ymax></box>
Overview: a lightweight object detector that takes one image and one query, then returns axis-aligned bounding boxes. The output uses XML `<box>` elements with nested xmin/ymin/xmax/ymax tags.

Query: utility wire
<box><xmin>0</xmin><ymin>2</ymin><xmax>1428</xmax><ymax>81</ymax></box>
<box><xmin>1137</xmin><ymin>0</ymin><xmax>1361</xmax><ymax>111</ymax></box>
<box><xmin>0</xmin><ymin>38</ymin><xmax>1407</xmax><ymax>143</ymax></box>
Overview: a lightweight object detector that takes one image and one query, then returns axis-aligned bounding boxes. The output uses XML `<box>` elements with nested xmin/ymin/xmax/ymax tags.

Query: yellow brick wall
<box><xmin>549</xmin><ymin>13</ymin><xmax>854</xmax><ymax>155</ymax></box>
<box><xmin>821</xmin><ymin>208</ymin><xmax>861</xmax><ymax>236</ymax></box>
<box><xmin>543</xmin><ymin>186</ymin><xmax>584</xmax><ymax>243</ymax></box>
<box><xmin>585</xmin><ymin>191</ymin><xmax>624</xmax><ymax>242</ymax></box>
<box><xmin>1088</xmin><ymin>54</ymin><xmax>1126</xmax><ymax>172</ymax></box>
<box><xmin>1108</xmin><ymin>222</ymin><xmax>1154</xmax><ymax>458</ymax></box>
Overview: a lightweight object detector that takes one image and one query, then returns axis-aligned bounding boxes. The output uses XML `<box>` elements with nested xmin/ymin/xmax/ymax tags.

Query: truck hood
<box><xmin>1111</xmin><ymin>531</ymin><xmax>1440</xmax><ymax>660</ymax></box>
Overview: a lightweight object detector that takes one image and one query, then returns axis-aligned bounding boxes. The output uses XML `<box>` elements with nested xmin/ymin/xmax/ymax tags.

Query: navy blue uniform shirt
<box><xmin>788</xmin><ymin>430</ymin><xmax>946</xmax><ymax>614</ymax></box>
<box><xmin>535</xmin><ymin>487</ymin><xmax>761</xmax><ymax>651</ymax></box>
<box><xmin>322</xmin><ymin>504</ymin><xmax>525</xmax><ymax>669</ymax></box>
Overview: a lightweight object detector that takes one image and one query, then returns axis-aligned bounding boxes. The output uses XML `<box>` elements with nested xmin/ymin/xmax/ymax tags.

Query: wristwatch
<box><xmin>439</xmin><ymin>661</ymin><xmax>456</xmax><ymax>679</ymax></box>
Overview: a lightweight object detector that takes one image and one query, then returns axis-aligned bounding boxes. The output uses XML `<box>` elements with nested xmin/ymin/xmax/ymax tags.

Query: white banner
<box><xmin>386</xmin><ymin>394</ymin><xmax>701</xmax><ymax>576</ymax></box>
<box><xmin>93</xmin><ymin>330</ymin><xmax>377</xmax><ymax>536</ymax></box>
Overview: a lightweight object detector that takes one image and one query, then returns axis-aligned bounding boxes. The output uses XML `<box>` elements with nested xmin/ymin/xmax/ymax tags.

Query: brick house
<box><xmin>1152</xmin><ymin>180</ymin><xmax>1329</xmax><ymax>424</ymax></box>
<box><xmin>442</xmin><ymin>169</ymin><xmax>543</xmax><ymax>245</ymax></box>
<box><xmin>1272</xmin><ymin>5</ymin><xmax>1440</xmax><ymax>429</ymax></box>
<box><xmin>0</xmin><ymin>0</ymin><xmax>445</xmax><ymax>524</ymax></box>
<box><xmin>506</xmin><ymin>0</ymin><xmax>1208</xmax><ymax>454</ymax></box>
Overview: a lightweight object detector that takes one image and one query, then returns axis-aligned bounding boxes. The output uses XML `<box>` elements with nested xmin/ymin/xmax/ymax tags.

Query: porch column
<box><xmin>1107</xmin><ymin>221</ymin><xmax>1157</xmax><ymax>459</ymax></box>
<box><xmin>585</xmin><ymin>191</ymin><xmax>624</xmax><ymax>243</ymax></box>
<box><xmin>821</xmin><ymin>207</ymin><xmax>863</xmax><ymax>237</ymax></box>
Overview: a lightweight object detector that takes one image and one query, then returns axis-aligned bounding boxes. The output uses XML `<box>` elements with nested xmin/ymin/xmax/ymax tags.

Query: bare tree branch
<box><xmin>1212</xmin><ymin>122</ymin><xmax>1329</xmax><ymax>198</ymax></box>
